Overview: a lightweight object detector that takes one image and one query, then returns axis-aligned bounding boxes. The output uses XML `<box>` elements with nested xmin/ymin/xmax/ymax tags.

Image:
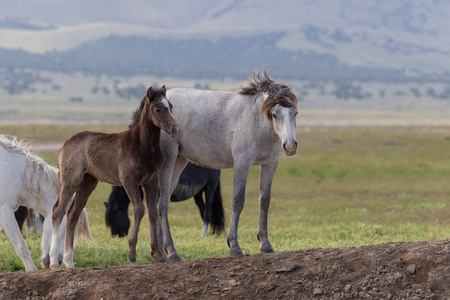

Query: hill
<box><xmin>1</xmin><ymin>1</ymin><xmax>450</xmax><ymax>81</ymax></box>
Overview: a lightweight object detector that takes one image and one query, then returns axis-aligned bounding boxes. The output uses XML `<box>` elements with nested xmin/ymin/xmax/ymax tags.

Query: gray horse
<box><xmin>159</xmin><ymin>67</ymin><xmax>298</xmax><ymax>261</ymax></box>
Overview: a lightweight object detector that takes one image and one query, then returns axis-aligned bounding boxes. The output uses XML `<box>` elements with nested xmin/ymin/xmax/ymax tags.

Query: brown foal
<box><xmin>49</xmin><ymin>85</ymin><xmax>179</xmax><ymax>269</ymax></box>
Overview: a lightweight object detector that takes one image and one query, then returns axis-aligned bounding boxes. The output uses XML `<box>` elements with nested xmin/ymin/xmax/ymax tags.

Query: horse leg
<box><xmin>142</xmin><ymin>177</ymin><xmax>166</xmax><ymax>263</ymax></box>
<box><xmin>49</xmin><ymin>183</ymin><xmax>78</xmax><ymax>269</ymax></box>
<box><xmin>227</xmin><ymin>160</ymin><xmax>251</xmax><ymax>258</ymax></box>
<box><xmin>40</xmin><ymin>214</ymin><xmax>52</xmax><ymax>268</ymax></box>
<box><xmin>193</xmin><ymin>193</ymin><xmax>206</xmax><ymax>236</ymax></box>
<box><xmin>202</xmin><ymin>179</ymin><xmax>218</xmax><ymax>237</ymax></box>
<box><xmin>158</xmin><ymin>155</ymin><xmax>188</xmax><ymax>262</ymax></box>
<box><xmin>0</xmin><ymin>205</ymin><xmax>36</xmax><ymax>270</ymax></box>
<box><xmin>122</xmin><ymin>182</ymin><xmax>145</xmax><ymax>262</ymax></box>
<box><xmin>257</xmin><ymin>159</ymin><xmax>279</xmax><ymax>254</ymax></box>
<box><xmin>64</xmin><ymin>174</ymin><xmax>98</xmax><ymax>268</ymax></box>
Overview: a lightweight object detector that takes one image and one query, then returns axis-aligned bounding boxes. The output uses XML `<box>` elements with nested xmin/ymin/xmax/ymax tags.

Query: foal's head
<box><xmin>138</xmin><ymin>85</ymin><xmax>180</xmax><ymax>136</ymax></box>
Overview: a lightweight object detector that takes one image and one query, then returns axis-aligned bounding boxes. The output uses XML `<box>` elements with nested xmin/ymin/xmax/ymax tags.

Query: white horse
<box><xmin>0</xmin><ymin>135</ymin><xmax>93</xmax><ymax>271</ymax></box>
<box><xmin>157</xmin><ymin>67</ymin><xmax>298</xmax><ymax>261</ymax></box>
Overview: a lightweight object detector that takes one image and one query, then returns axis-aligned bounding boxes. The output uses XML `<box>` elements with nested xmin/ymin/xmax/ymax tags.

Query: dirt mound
<box><xmin>1</xmin><ymin>240</ymin><xmax>450</xmax><ymax>299</ymax></box>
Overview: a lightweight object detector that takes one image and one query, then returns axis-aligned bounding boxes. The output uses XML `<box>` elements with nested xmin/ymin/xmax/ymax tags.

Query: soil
<box><xmin>1</xmin><ymin>240</ymin><xmax>450</xmax><ymax>299</ymax></box>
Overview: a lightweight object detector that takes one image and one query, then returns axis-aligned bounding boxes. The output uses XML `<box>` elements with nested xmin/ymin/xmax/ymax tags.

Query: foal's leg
<box><xmin>227</xmin><ymin>159</ymin><xmax>251</xmax><ymax>258</ymax></box>
<box><xmin>142</xmin><ymin>177</ymin><xmax>166</xmax><ymax>262</ymax></box>
<box><xmin>257</xmin><ymin>159</ymin><xmax>279</xmax><ymax>254</ymax></box>
<box><xmin>122</xmin><ymin>182</ymin><xmax>145</xmax><ymax>262</ymax></box>
<box><xmin>0</xmin><ymin>205</ymin><xmax>36</xmax><ymax>270</ymax></box>
<box><xmin>158</xmin><ymin>156</ymin><xmax>188</xmax><ymax>262</ymax></box>
<box><xmin>64</xmin><ymin>174</ymin><xmax>98</xmax><ymax>268</ymax></box>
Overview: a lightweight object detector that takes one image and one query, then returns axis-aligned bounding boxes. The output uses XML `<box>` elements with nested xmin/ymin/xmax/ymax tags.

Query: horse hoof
<box><xmin>167</xmin><ymin>253</ymin><xmax>182</xmax><ymax>262</ymax></box>
<box><xmin>229</xmin><ymin>248</ymin><xmax>244</xmax><ymax>258</ymax></box>
<box><xmin>261</xmin><ymin>246</ymin><xmax>275</xmax><ymax>253</ymax></box>
<box><xmin>50</xmin><ymin>264</ymin><xmax>59</xmax><ymax>270</ymax></box>
<box><xmin>41</xmin><ymin>255</ymin><xmax>50</xmax><ymax>268</ymax></box>
<box><xmin>58</xmin><ymin>254</ymin><xmax>63</xmax><ymax>266</ymax></box>
<box><xmin>128</xmin><ymin>256</ymin><xmax>136</xmax><ymax>262</ymax></box>
<box><xmin>156</xmin><ymin>257</ymin><xmax>167</xmax><ymax>263</ymax></box>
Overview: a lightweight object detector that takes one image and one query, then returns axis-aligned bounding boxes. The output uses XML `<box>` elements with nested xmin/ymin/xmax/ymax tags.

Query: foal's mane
<box><xmin>0</xmin><ymin>135</ymin><xmax>60</xmax><ymax>209</ymax></box>
<box><xmin>238</xmin><ymin>67</ymin><xmax>298</xmax><ymax>121</ymax></box>
<box><xmin>129</xmin><ymin>86</ymin><xmax>165</xmax><ymax>128</ymax></box>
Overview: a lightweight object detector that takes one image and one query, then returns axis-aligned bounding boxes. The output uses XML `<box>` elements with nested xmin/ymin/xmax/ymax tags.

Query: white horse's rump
<box><xmin>0</xmin><ymin>135</ymin><xmax>93</xmax><ymax>270</ymax></box>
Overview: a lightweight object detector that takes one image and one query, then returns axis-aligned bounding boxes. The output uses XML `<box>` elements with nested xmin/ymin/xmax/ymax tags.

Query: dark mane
<box><xmin>128</xmin><ymin>86</ymin><xmax>165</xmax><ymax>128</ymax></box>
<box><xmin>238</xmin><ymin>67</ymin><xmax>298</xmax><ymax>121</ymax></box>
<box><xmin>128</xmin><ymin>96</ymin><xmax>146</xmax><ymax>128</ymax></box>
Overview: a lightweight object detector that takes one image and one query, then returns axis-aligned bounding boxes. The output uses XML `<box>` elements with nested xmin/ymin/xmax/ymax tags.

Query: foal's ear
<box><xmin>160</xmin><ymin>85</ymin><xmax>166</xmax><ymax>96</ymax></box>
<box><xmin>146</xmin><ymin>86</ymin><xmax>154</xmax><ymax>101</ymax></box>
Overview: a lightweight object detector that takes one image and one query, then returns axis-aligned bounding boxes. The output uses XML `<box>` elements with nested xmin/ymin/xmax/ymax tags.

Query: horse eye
<box><xmin>273</xmin><ymin>114</ymin><xmax>277</xmax><ymax>119</ymax></box>
<box><xmin>155</xmin><ymin>108</ymin><xmax>161</xmax><ymax>113</ymax></box>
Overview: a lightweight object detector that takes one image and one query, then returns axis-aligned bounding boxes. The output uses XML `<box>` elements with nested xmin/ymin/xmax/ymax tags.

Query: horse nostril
<box><xmin>294</xmin><ymin>141</ymin><xmax>298</xmax><ymax>148</ymax></box>
<box><xmin>172</xmin><ymin>125</ymin><xmax>180</xmax><ymax>134</ymax></box>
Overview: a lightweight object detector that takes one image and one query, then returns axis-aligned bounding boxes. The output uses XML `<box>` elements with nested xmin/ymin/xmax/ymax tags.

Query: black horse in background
<box><xmin>13</xmin><ymin>207</ymin><xmax>45</xmax><ymax>233</ymax></box>
<box><xmin>105</xmin><ymin>162</ymin><xmax>225</xmax><ymax>238</ymax></box>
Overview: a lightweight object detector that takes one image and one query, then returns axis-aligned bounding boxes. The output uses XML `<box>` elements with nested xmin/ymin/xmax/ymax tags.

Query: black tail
<box><xmin>210</xmin><ymin>179</ymin><xmax>226</xmax><ymax>235</ymax></box>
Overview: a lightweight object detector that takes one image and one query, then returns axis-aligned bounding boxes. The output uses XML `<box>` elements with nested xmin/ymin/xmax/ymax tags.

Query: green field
<box><xmin>0</xmin><ymin>125</ymin><xmax>449</xmax><ymax>272</ymax></box>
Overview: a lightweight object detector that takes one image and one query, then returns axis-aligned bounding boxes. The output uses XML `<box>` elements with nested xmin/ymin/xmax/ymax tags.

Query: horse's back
<box><xmin>165</xmin><ymin>88</ymin><xmax>251</xmax><ymax>168</ymax></box>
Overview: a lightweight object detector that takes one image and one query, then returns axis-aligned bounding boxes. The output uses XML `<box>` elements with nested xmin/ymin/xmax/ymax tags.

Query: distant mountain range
<box><xmin>1</xmin><ymin>0</ymin><xmax>450</xmax><ymax>81</ymax></box>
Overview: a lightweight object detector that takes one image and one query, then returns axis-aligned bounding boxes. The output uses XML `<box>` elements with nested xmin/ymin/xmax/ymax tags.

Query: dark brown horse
<box><xmin>49</xmin><ymin>85</ymin><xmax>179</xmax><ymax>269</ymax></box>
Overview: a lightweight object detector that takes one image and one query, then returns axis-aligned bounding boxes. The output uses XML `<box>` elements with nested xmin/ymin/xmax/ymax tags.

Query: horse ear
<box><xmin>104</xmin><ymin>202</ymin><xmax>109</xmax><ymax>208</ymax></box>
<box><xmin>147</xmin><ymin>87</ymin><xmax>154</xmax><ymax>101</ymax></box>
<box><xmin>161</xmin><ymin>85</ymin><xmax>166</xmax><ymax>96</ymax></box>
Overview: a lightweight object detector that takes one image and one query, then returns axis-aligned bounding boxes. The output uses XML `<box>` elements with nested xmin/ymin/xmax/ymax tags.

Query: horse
<box><xmin>50</xmin><ymin>85</ymin><xmax>179</xmax><ymax>269</ymax></box>
<box><xmin>0</xmin><ymin>135</ymin><xmax>93</xmax><ymax>271</ymax></box>
<box><xmin>157</xmin><ymin>67</ymin><xmax>298</xmax><ymax>261</ymax></box>
<box><xmin>14</xmin><ymin>206</ymin><xmax>29</xmax><ymax>232</ymax></box>
<box><xmin>105</xmin><ymin>162</ymin><xmax>225</xmax><ymax>238</ymax></box>
<box><xmin>13</xmin><ymin>207</ymin><xmax>45</xmax><ymax>233</ymax></box>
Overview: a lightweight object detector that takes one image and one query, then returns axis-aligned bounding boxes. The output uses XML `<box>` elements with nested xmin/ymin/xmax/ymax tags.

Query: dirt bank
<box><xmin>1</xmin><ymin>239</ymin><xmax>449</xmax><ymax>299</ymax></box>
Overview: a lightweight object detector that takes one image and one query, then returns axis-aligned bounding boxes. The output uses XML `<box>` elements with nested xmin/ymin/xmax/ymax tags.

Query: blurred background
<box><xmin>1</xmin><ymin>0</ymin><xmax>450</xmax><ymax>124</ymax></box>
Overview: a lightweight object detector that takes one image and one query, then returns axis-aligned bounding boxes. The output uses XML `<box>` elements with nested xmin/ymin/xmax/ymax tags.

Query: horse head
<box><xmin>146</xmin><ymin>85</ymin><xmax>180</xmax><ymax>136</ymax></box>
<box><xmin>104</xmin><ymin>201</ymin><xmax>130</xmax><ymax>237</ymax></box>
<box><xmin>269</xmin><ymin>100</ymin><xmax>298</xmax><ymax>156</ymax></box>
<box><xmin>238</xmin><ymin>67</ymin><xmax>298</xmax><ymax>156</ymax></box>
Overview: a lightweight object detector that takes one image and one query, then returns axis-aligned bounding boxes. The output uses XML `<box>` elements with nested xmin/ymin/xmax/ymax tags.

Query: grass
<box><xmin>0</xmin><ymin>125</ymin><xmax>450</xmax><ymax>271</ymax></box>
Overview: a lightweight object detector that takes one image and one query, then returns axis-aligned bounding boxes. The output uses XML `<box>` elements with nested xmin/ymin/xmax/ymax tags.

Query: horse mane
<box><xmin>128</xmin><ymin>96</ymin><xmax>147</xmax><ymax>128</ymax></box>
<box><xmin>0</xmin><ymin>135</ymin><xmax>60</xmax><ymax>213</ymax></box>
<box><xmin>237</xmin><ymin>66</ymin><xmax>298</xmax><ymax>121</ymax></box>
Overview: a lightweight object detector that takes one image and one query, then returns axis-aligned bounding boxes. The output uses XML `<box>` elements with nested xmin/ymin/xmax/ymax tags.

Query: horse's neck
<box><xmin>132</xmin><ymin>115</ymin><xmax>161</xmax><ymax>153</ymax></box>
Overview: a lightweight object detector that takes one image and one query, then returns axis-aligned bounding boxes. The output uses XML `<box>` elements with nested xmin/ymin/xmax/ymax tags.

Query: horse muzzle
<box><xmin>283</xmin><ymin>140</ymin><xmax>297</xmax><ymax>156</ymax></box>
<box><xmin>170</xmin><ymin>124</ymin><xmax>180</xmax><ymax>136</ymax></box>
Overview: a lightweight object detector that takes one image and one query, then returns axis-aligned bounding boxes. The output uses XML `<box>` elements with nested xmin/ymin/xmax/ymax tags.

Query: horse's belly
<box><xmin>171</xmin><ymin>183</ymin><xmax>203</xmax><ymax>202</ymax></box>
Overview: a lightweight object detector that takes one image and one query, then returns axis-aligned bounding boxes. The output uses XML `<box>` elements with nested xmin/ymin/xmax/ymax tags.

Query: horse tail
<box><xmin>210</xmin><ymin>179</ymin><xmax>226</xmax><ymax>235</ymax></box>
<box><xmin>74</xmin><ymin>208</ymin><xmax>95</xmax><ymax>245</ymax></box>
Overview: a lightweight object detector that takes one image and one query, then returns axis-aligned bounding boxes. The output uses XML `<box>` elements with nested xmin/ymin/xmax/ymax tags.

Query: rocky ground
<box><xmin>1</xmin><ymin>240</ymin><xmax>450</xmax><ymax>299</ymax></box>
